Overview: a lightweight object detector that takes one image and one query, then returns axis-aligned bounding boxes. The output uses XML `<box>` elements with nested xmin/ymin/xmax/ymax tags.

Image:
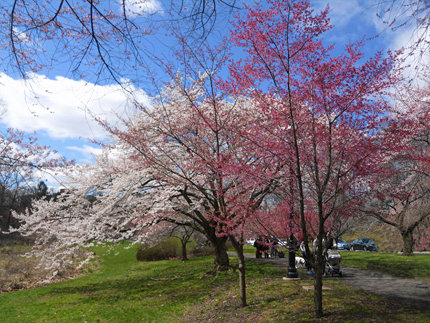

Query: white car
<box><xmin>245</xmin><ymin>238</ymin><xmax>256</xmax><ymax>245</ymax></box>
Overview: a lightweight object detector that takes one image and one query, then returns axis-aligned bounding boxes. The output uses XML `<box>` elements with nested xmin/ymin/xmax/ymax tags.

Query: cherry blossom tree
<box><xmin>104</xmin><ymin>70</ymin><xmax>283</xmax><ymax>306</ymax></box>
<box><xmin>364</xmin><ymin>160</ymin><xmax>430</xmax><ymax>255</ymax></box>
<box><xmin>362</xmin><ymin>79</ymin><xmax>430</xmax><ymax>256</ymax></box>
<box><xmin>415</xmin><ymin>217</ymin><xmax>430</xmax><ymax>250</ymax></box>
<box><xmin>168</xmin><ymin>224</ymin><xmax>195</xmax><ymax>262</ymax></box>
<box><xmin>11</xmin><ymin>69</ymin><xmax>279</xmax><ymax>306</ymax></box>
<box><xmin>245</xmin><ymin>194</ymin><xmax>300</xmax><ymax>244</ymax></box>
<box><xmin>228</xmin><ymin>0</ymin><xmax>406</xmax><ymax>317</ymax></box>
<box><xmin>9</xmin><ymin>146</ymin><xmax>160</xmax><ymax>277</ymax></box>
<box><xmin>0</xmin><ymin>128</ymin><xmax>66</xmax><ymax>172</ymax></box>
<box><xmin>95</xmin><ymin>30</ymin><xmax>284</xmax><ymax>306</ymax></box>
<box><xmin>9</xmin><ymin>140</ymin><xmax>207</xmax><ymax>279</ymax></box>
<box><xmin>0</xmin><ymin>128</ymin><xmax>68</xmax><ymax>241</ymax></box>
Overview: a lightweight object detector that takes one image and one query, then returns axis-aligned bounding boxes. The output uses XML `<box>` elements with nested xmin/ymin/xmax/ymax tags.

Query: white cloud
<box><xmin>315</xmin><ymin>0</ymin><xmax>367</xmax><ymax>28</ymax></box>
<box><xmin>67</xmin><ymin>144</ymin><xmax>103</xmax><ymax>155</ymax></box>
<box><xmin>0</xmin><ymin>73</ymin><xmax>150</xmax><ymax>140</ymax></box>
<box><xmin>12</xmin><ymin>27</ymin><xmax>31</xmax><ymax>44</ymax></box>
<box><xmin>119</xmin><ymin>0</ymin><xmax>163</xmax><ymax>17</ymax></box>
<box><xmin>312</xmin><ymin>0</ymin><xmax>378</xmax><ymax>45</ymax></box>
<box><xmin>67</xmin><ymin>145</ymin><xmax>103</xmax><ymax>163</ymax></box>
<box><xmin>363</xmin><ymin>1</ymin><xmax>430</xmax><ymax>77</ymax></box>
<box><xmin>390</xmin><ymin>24</ymin><xmax>430</xmax><ymax>79</ymax></box>
<box><xmin>314</xmin><ymin>1</ymin><xmax>422</xmax><ymax>58</ymax></box>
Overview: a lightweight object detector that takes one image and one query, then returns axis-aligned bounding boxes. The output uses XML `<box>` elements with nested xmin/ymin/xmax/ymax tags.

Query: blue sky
<box><xmin>0</xmin><ymin>0</ymin><xmax>420</xmax><ymax>186</ymax></box>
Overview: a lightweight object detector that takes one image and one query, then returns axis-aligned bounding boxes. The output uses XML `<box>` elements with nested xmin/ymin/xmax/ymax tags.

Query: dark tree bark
<box><xmin>401</xmin><ymin>229</ymin><xmax>414</xmax><ymax>256</ymax></box>
<box><xmin>229</xmin><ymin>235</ymin><xmax>246</xmax><ymax>307</ymax></box>
<box><xmin>210</xmin><ymin>235</ymin><xmax>230</xmax><ymax>271</ymax></box>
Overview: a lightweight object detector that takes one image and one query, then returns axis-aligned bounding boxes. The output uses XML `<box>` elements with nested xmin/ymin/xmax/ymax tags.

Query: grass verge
<box><xmin>0</xmin><ymin>244</ymin><xmax>429</xmax><ymax>322</ymax></box>
<box><xmin>340</xmin><ymin>251</ymin><xmax>430</xmax><ymax>280</ymax></box>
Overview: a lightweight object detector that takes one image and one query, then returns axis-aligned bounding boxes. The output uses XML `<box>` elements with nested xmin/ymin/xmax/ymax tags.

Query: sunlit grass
<box><xmin>341</xmin><ymin>251</ymin><xmax>430</xmax><ymax>280</ymax></box>
<box><xmin>0</xmin><ymin>244</ymin><xmax>429</xmax><ymax>322</ymax></box>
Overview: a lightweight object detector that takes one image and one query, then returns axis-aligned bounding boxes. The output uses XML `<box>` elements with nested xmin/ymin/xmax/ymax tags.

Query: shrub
<box><xmin>189</xmin><ymin>246</ymin><xmax>214</xmax><ymax>257</ymax></box>
<box><xmin>136</xmin><ymin>238</ymin><xmax>217</xmax><ymax>261</ymax></box>
<box><xmin>136</xmin><ymin>239</ymin><xmax>180</xmax><ymax>261</ymax></box>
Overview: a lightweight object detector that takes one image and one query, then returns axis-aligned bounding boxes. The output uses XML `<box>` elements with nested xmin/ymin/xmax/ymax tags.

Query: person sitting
<box><xmin>300</xmin><ymin>240</ymin><xmax>313</xmax><ymax>274</ymax></box>
<box><xmin>323</xmin><ymin>231</ymin><xmax>336</xmax><ymax>274</ymax></box>
<box><xmin>254</xmin><ymin>237</ymin><xmax>263</xmax><ymax>258</ymax></box>
<box><xmin>270</xmin><ymin>236</ymin><xmax>278</xmax><ymax>258</ymax></box>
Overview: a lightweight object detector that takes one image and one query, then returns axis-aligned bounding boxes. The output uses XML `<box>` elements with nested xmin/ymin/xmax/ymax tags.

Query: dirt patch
<box><xmin>0</xmin><ymin>245</ymin><xmax>96</xmax><ymax>293</ymax></box>
<box><xmin>301</xmin><ymin>285</ymin><xmax>332</xmax><ymax>291</ymax></box>
<box><xmin>179</xmin><ymin>285</ymin><xmax>263</xmax><ymax>323</ymax></box>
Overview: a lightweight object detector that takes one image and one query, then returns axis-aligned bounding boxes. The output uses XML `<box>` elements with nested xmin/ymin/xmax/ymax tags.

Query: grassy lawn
<box><xmin>0</xmin><ymin>244</ymin><xmax>429</xmax><ymax>322</ymax></box>
<box><xmin>340</xmin><ymin>251</ymin><xmax>430</xmax><ymax>280</ymax></box>
<box><xmin>241</xmin><ymin>244</ymin><xmax>260</xmax><ymax>255</ymax></box>
<box><xmin>237</xmin><ymin>244</ymin><xmax>289</xmax><ymax>256</ymax></box>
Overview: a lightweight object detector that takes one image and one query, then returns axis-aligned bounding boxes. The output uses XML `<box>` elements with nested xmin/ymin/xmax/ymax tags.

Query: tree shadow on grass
<box><xmin>49</xmin><ymin>269</ymin><xmax>230</xmax><ymax>305</ymax></box>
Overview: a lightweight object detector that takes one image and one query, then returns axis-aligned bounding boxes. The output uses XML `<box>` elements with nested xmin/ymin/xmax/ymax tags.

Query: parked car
<box><xmin>350</xmin><ymin>238</ymin><xmax>378</xmax><ymax>252</ymax></box>
<box><xmin>336</xmin><ymin>238</ymin><xmax>350</xmax><ymax>250</ymax></box>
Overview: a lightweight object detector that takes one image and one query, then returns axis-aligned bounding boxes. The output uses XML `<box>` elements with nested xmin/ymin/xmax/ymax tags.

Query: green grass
<box><xmin>241</xmin><ymin>245</ymin><xmax>258</xmax><ymax>254</ymax></box>
<box><xmin>0</xmin><ymin>244</ymin><xmax>429</xmax><ymax>322</ymax></box>
<box><xmin>235</xmin><ymin>245</ymin><xmax>289</xmax><ymax>255</ymax></box>
<box><xmin>340</xmin><ymin>251</ymin><xmax>430</xmax><ymax>280</ymax></box>
<box><xmin>0</xmin><ymin>243</ymin><xmax>234</xmax><ymax>323</ymax></box>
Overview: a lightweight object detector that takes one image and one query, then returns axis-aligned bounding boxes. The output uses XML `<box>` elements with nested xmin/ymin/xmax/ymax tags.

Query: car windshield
<box><xmin>362</xmin><ymin>239</ymin><xmax>374</xmax><ymax>244</ymax></box>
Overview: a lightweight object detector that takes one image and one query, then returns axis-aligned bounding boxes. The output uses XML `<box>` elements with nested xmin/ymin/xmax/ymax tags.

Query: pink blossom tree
<box><xmin>228</xmin><ymin>0</ymin><xmax>406</xmax><ymax>317</ymax></box>
<box><xmin>104</xmin><ymin>70</ymin><xmax>283</xmax><ymax>306</ymax></box>
<box><xmin>12</xmin><ymin>70</ymin><xmax>280</xmax><ymax>306</ymax></box>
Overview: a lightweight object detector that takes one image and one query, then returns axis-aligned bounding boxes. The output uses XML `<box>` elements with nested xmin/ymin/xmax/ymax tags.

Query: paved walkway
<box><xmin>333</xmin><ymin>266</ymin><xmax>430</xmax><ymax>311</ymax></box>
<box><xmin>232</xmin><ymin>252</ymin><xmax>430</xmax><ymax>311</ymax></box>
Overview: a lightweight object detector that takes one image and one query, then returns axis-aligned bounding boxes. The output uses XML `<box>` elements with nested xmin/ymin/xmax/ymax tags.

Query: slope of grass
<box><xmin>340</xmin><ymin>251</ymin><xmax>430</xmax><ymax>280</ymax></box>
<box><xmin>0</xmin><ymin>244</ymin><xmax>429</xmax><ymax>322</ymax></box>
<box><xmin>0</xmin><ymin>243</ymin><xmax>234</xmax><ymax>322</ymax></box>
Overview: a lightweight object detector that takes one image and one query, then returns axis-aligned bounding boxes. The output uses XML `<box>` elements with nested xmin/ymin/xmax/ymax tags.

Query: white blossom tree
<box><xmin>0</xmin><ymin>128</ymin><xmax>69</xmax><ymax>241</ymax></box>
<box><xmin>13</xmin><ymin>70</ymin><xmax>282</xmax><ymax>306</ymax></box>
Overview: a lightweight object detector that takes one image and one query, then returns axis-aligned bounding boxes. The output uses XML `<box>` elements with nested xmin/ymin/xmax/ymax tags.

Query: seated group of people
<box><xmin>253</xmin><ymin>236</ymin><xmax>278</xmax><ymax>258</ymax></box>
<box><xmin>253</xmin><ymin>233</ymin><xmax>337</xmax><ymax>275</ymax></box>
<box><xmin>300</xmin><ymin>235</ymin><xmax>337</xmax><ymax>274</ymax></box>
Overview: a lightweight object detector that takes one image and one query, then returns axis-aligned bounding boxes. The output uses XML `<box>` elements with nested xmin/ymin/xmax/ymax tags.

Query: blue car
<box><xmin>350</xmin><ymin>238</ymin><xmax>378</xmax><ymax>252</ymax></box>
<box><xmin>336</xmin><ymin>238</ymin><xmax>350</xmax><ymax>250</ymax></box>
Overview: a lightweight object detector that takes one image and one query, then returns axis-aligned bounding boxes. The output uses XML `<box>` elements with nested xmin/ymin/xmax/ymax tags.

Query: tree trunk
<box><xmin>211</xmin><ymin>236</ymin><xmax>230</xmax><ymax>271</ymax></box>
<box><xmin>313</xmin><ymin>249</ymin><xmax>324</xmax><ymax>318</ymax></box>
<box><xmin>238</xmin><ymin>253</ymin><xmax>246</xmax><ymax>306</ymax></box>
<box><xmin>181</xmin><ymin>241</ymin><xmax>188</xmax><ymax>261</ymax></box>
<box><xmin>236</xmin><ymin>244</ymin><xmax>247</xmax><ymax>307</ymax></box>
<box><xmin>401</xmin><ymin>229</ymin><xmax>414</xmax><ymax>256</ymax></box>
<box><xmin>229</xmin><ymin>235</ymin><xmax>247</xmax><ymax>307</ymax></box>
